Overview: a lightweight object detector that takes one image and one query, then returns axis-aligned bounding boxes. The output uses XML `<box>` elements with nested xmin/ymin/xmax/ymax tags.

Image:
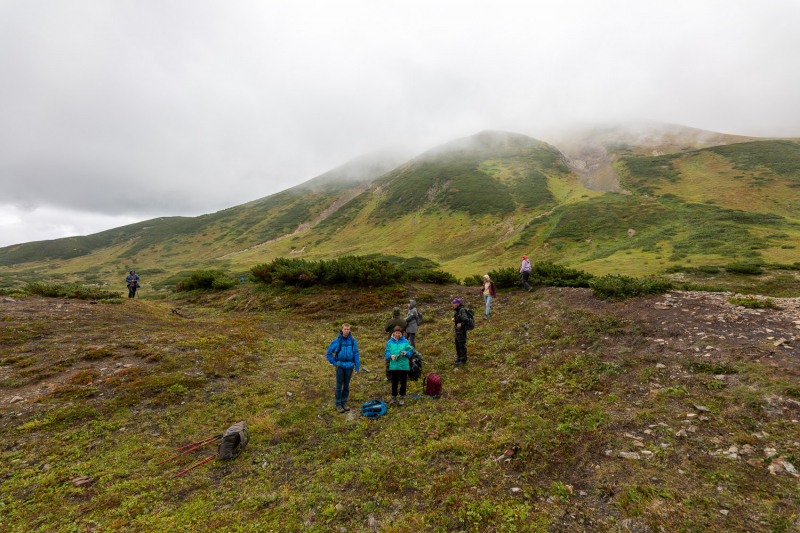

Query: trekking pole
<box><xmin>155</xmin><ymin>435</ymin><xmax>222</xmax><ymax>465</ymax></box>
<box><xmin>175</xmin><ymin>453</ymin><xmax>217</xmax><ymax>477</ymax></box>
<box><xmin>150</xmin><ymin>435</ymin><xmax>222</xmax><ymax>460</ymax></box>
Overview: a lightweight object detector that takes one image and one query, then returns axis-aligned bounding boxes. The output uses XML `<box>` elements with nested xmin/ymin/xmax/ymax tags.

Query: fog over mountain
<box><xmin>1</xmin><ymin>0</ymin><xmax>799</xmax><ymax>247</ymax></box>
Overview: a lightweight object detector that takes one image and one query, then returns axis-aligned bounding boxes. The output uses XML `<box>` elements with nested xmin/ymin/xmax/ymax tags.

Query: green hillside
<box><xmin>1</xmin><ymin>130</ymin><xmax>799</xmax><ymax>293</ymax></box>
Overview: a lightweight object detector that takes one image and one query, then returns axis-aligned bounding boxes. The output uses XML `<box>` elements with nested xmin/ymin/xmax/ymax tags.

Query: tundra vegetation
<box><xmin>2</xmin><ymin>278</ymin><xmax>800</xmax><ymax>531</ymax></box>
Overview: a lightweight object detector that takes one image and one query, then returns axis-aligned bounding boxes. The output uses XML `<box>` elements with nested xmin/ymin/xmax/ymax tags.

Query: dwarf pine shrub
<box><xmin>176</xmin><ymin>270</ymin><xmax>237</xmax><ymax>291</ymax></box>
<box><xmin>24</xmin><ymin>283</ymin><xmax>122</xmax><ymax>300</ymax></box>
<box><xmin>589</xmin><ymin>274</ymin><xmax>673</xmax><ymax>300</ymax></box>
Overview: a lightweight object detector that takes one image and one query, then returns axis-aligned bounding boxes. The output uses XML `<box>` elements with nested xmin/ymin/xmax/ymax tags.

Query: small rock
<box><xmin>699</xmin><ymin>416</ymin><xmax>709</xmax><ymax>421</ymax></box>
<box><xmin>604</xmin><ymin>449</ymin><xmax>615</xmax><ymax>456</ymax></box>
<box><xmin>579</xmin><ymin>491</ymin><xmax>588</xmax><ymax>496</ymax></box>
<box><xmin>720</xmin><ymin>510</ymin><xmax>729</xmax><ymax>516</ymax></box>
<box><xmin>286</xmin><ymin>391</ymin><xmax>293</xmax><ymax>397</ymax></box>
<box><xmin>686</xmin><ymin>413</ymin><xmax>697</xmax><ymax>419</ymax></box>
<box><xmin>335</xmin><ymin>503</ymin><xmax>343</xmax><ymax>512</ymax></box>
<box><xmin>675</xmin><ymin>429</ymin><xmax>687</xmax><ymax>437</ymax></box>
<box><xmin>694</xmin><ymin>405</ymin><xmax>710</xmax><ymax>412</ymax></box>
<box><xmin>728</xmin><ymin>446</ymin><xmax>739</xmax><ymax>454</ymax></box>
<box><xmin>747</xmin><ymin>458</ymin><xmax>763</xmax><ymax>467</ymax></box>
<box><xmin>8</xmin><ymin>396</ymin><xmax>24</xmax><ymax>404</ymax></box>
<box><xmin>764</xmin><ymin>447</ymin><xmax>778</xmax><ymax>458</ymax></box>
<box><xmin>510</xmin><ymin>487</ymin><xmax>521</xmax><ymax>493</ymax></box>
<box><xmin>42</xmin><ymin>464</ymin><xmax>51</xmax><ymax>471</ymax></box>
<box><xmin>644</xmin><ymin>429</ymin><xmax>653</xmax><ymax>435</ymax></box>
<box><xmin>641</xmin><ymin>450</ymin><xmax>653</xmax><ymax>456</ymax></box>
<box><xmin>774</xmin><ymin>338</ymin><xmax>788</xmax><ymax>347</ymax></box>
<box><xmin>655</xmin><ymin>363</ymin><xmax>666</xmax><ymax>369</ymax></box>
<box><xmin>633</xmin><ymin>440</ymin><xmax>645</xmax><ymax>447</ymax></box>
<box><xmin>338</xmin><ymin>528</ymin><xmax>347</xmax><ymax>533</ymax></box>
<box><xmin>546</xmin><ymin>495</ymin><xmax>557</xmax><ymax>504</ymax></box>
<box><xmin>740</xmin><ymin>445</ymin><xmax>754</xmax><ymax>455</ymax></box>
<box><xmin>71</xmin><ymin>476</ymin><xmax>94</xmax><ymax>487</ymax></box>
<box><xmin>368</xmin><ymin>513</ymin><xmax>378</xmax><ymax>532</ymax></box>
<box><xmin>618</xmin><ymin>452</ymin><xmax>641</xmax><ymax>460</ymax></box>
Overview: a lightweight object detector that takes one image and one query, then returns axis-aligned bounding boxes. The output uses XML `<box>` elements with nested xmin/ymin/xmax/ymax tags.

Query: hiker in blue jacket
<box><xmin>125</xmin><ymin>270</ymin><xmax>140</xmax><ymax>298</ymax></box>
<box><xmin>326</xmin><ymin>323</ymin><xmax>360</xmax><ymax>414</ymax></box>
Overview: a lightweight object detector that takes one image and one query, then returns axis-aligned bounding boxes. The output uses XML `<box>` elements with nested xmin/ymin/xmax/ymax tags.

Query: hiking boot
<box><xmin>483</xmin><ymin>315</ymin><xmax>488</xmax><ymax>320</ymax></box>
<box><xmin>389</xmin><ymin>396</ymin><xmax>397</xmax><ymax>406</ymax></box>
<box><xmin>336</xmin><ymin>405</ymin><xmax>345</xmax><ymax>414</ymax></box>
<box><xmin>398</xmin><ymin>396</ymin><xmax>405</xmax><ymax>406</ymax></box>
<box><xmin>342</xmin><ymin>404</ymin><xmax>351</xmax><ymax>411</ymax></box>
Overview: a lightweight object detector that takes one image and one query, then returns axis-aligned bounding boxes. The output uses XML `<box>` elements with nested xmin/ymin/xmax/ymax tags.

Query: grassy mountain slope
<box><xmin>1</xmin><ymin>129</ymin><xmax>799</xmax><ymax>292</ymax></box>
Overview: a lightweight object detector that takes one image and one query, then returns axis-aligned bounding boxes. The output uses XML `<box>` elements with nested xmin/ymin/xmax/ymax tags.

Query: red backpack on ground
<box><xmin>423</xmin><ymin>373</ymin><xmax>442</xmax><ymax>396</ymax></box>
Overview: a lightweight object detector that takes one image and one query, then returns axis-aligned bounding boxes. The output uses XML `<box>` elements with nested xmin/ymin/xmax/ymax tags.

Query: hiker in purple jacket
<box><xmin>520</xmin><ymin>255</ymin><xmax>533</xmax><ymax>292</ymax></box>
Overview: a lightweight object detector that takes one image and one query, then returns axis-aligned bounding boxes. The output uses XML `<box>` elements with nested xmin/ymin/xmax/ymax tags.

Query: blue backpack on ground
<box><xmin>361</xmin><ymin>400</ymin><xmax>387</xmax><ymax>420</ymax></box>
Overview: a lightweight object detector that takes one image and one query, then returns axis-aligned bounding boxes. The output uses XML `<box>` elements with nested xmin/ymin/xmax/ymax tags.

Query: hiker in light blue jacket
<box><xmin>385</xmin><ymin>326</ymin><xmax>413</xmax><ymax>406</ymax></box>
<box><xmin>326</xmin><ymin>323</ymin><xmax>359</xmax><ymax>414</ymax></box>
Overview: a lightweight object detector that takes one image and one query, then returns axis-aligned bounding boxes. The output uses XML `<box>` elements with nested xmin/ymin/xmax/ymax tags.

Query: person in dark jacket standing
<box><xmin>520</xmin><ymin>255</ymin><xmax>533</xmax><ymax>292</ymax></box>
<box><xmin>404</xmin><ymin>300</ymin><xmax>421</xmax><ymax>348</ymax></box>
<box><xmin>384</xmin><ymin>308</ymin><xmax>407</xmax><ymax>379</ymax></box>
<box><xmin>452</xmin><ymin>298</ymin><xmax>469</xmax><ymax>366</ymax></box>
<box><xmin>480</xmin><ymin>275</ymin><xmax>497</xmax><ymax>320</ymax></box>
<box><xmin>326</xmin><ymin>323</ymin><xmax>360</xmax><ymax>413</ymax></box>
<box><xmin>125</xmin><ymin>270</ymin><xmax>140</xmax><ymax>298</ymax></box>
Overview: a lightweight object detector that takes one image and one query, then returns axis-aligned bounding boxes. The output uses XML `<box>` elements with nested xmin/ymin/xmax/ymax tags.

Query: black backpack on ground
<box><xmin>408</xmin><ymin>353</ymin><xmax>423</xmax><ymax>381</ymax></box>
<box><xmin>218</xmin><ymin>421</ymin><xmax>250</xmax><ymax>461</ymax></box>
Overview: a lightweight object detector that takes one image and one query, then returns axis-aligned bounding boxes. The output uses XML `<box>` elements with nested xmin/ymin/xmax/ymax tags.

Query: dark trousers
<box><xmin>335</xmin><ymin>366</ymin><xmax>354</xmax><ymax>407</ymax></box>
<box><xmin>390</xmin><ymin>370</ymin><xmax>407</xmax><ymax>396</ymax></box>
<box><xmin>406</xmin><ymin>332</ymin><xmax>416</xmax><ymax>348</ymax></box>
<box><xmin>455</xmin><ymin>330</ymin><xmax>467</xmax><ymax>363</ymax></box>
<box><xmin>128</xmin><ymin>286</ymin><xmax>137</xmax><ymax>298</ymax></box>
<box><xmin>522</xmin><ymin>271</ymin><xmax>532</xmax><ymax>290</ymax></box>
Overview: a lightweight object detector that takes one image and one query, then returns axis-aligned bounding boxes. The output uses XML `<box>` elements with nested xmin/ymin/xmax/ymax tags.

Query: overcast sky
<box><xmin>1</xmin><ymin>0</ymin><xmax>799</xmax><ymax>247</ymax></box>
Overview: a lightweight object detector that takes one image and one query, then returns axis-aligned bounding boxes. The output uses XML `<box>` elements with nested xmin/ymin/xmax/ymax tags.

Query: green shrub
<box><xmin>408</xmin><ymin>269</ymin><xmax>459</xmax><ymax>285</ymax></box>
<box><xmin>728</xmin><ymin>296</ymin><xmax>778</xmax><ymax>309</ymax></box>
<box><xmin>176</xmin><ymin>270</ymin><xmax>237</xmax><ymax>291</ymax></box>
<box><xmin>462</xmin><ymin>275</ymin><xmax>482</xmax><ymax>287</ymax></box>
<box><xmin>528</xmin><ymin>262</ymin><xmax>594</xmax><ymax>288</ymax></box>
<box><xmin>485</xmin><ymin>267</ymin><xmax>521</xmax><ymax>289</ymax></box>
<box><xmin>589</xmin><ymin>275</ymin><xmax>673</xmax><ymax>300</ymax></box>
<box><xmin>685</xmin><ymin>360</ymin><xmax>738</xmax><ymax>374</ymax></box>
<box><xmin>24</xmin><ymin>283</ymin><xmax>122</xmax><ymax>300</ymax></box>
<box><xmin>252</xmin><ymin>256</ymin><xmax>457</xmax><ymax>287</ymax></box>
<box><xmin>725</xmin><ymin>262</ymin><xmax>763</xmax><ymax>275</ymax></box>
<box><xmin>677</xmin><ymin>283</ymin><xmax>726</xmax><ymax>292</ymax></box>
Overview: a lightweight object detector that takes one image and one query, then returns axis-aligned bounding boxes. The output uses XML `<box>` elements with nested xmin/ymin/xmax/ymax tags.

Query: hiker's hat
<box><xmin>452</xmin><ymin>298</ymin><xmax>461</xmax><ymax>304</ymax></box>
<box><xmin>522</xmin><ymin>255</ymin><xmax>527</xmax><ymax>259</ymax></box>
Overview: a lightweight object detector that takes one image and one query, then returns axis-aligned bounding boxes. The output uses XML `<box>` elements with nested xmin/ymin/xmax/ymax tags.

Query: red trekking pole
<box><xmin>155</xmin><ymin>435</ymin><xmax>222</xmax><ymax>465</ymax></box>
<box><xmin>175</xmin><ymin>453</ymin><xmax>218</xmax><ymax>477</ymax></box>
<box><xmin>150</xmin><ymin>434</ymin><xmax>222</xmax><ymax>460</ymax></box>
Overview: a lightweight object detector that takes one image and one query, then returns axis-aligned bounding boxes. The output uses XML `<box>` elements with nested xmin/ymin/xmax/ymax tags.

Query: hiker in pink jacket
<box><xmin>520</xmin><ymin>255</ymin><xmax>533</xmax><ymax>292</ymax></box>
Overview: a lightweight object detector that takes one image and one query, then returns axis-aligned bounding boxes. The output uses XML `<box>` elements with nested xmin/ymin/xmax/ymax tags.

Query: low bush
<box><xmin>24</xmin><ymin>283</ymin><xmax>122</xmax><ymax>300</ymax></box>
<box><xmin>728</xmin><ymin>296</ymin><xmax>778</xmax><ymax>309</ymax></box>
<box><xmin>251</xmin><ymin>256</ymin><xmax>459</xmax><ymax>287</ymax></box>
<box><xmin>528</xmin><ymin>262</ymin><xmax>594</xmax><ymax>288</ymax></box>
<box><xmin>176</xmin><ymin>270</ymin><xmax>237</xmax><ymax>291</ymax></box>
<box><xmin>684</xmin><ymin>360</ymin><xmax>738</xmax><ymax>374</ymax></box>
<box><xmin>589</xmin><ymin>275</ymin><xmax>673</xmax><ymax>300</ymax></box>
<box><xmin>725</xmin><ymin>262</ymin><xmax>763</xmax><ymax>275</ymax></box>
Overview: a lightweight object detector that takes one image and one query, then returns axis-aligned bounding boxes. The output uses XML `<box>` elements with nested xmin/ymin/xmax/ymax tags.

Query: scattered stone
<box><xmin>286</xmin><ymin>391</ymin><xmax>293</xmax><ymax>397</ymax></box>
<box><xmin>720</xmin><ymin>510</ymin><xmax>729</xmax><ymax>516</ymax></box>
<box><xmin>335</xmin><ymin>503</ymin><xmax>343</xmax><ymax>512</ymax></box>
<box><xmin>686</xmin><ymin>413</ymin><xmax>697</xmax><ymax>419</ymax></box>
<box><xmin>579</xmin><ymin>491</ymin><xmax>588</xmax><ymax>496</ymax></box>
<box><xmin>660</xmin><ymin>443</ymin><xmax>669</xmax><ymax>449</ymax></box>
<box><xmin>546</xmin><ymin>496</ymin><xmax>557</xmax><ymax>504</ymax></box>
<box><xmin>655</xmin><ymin>363</ymin><xmax>666</xmax><ymax>369</ymax></box>
<box><xmin>768</xmin><ymin>457</ymin><xmax>798</xmax><ymax>477</ymax></box>
<box><xmin>675</xmin><ymin>429</ymin><xmax>687</xmax><ymax>437</ymax></box>
<box><xmin>42</xmin><ymin>464</ymin><xmax>50</xmax><ymax>471</ymax></box>
<box><xmin>740</xmin><ymin>445</ymin><xmax>754</xmax><ymax>455</ymax></box>
<box><xmin>763</xmin><ymin>405</ymin><xmax>782</xmax><ymax>418</ymax></box>
<box><xmin>604</xmin><ymin>449</ymin><xmax>615</xmax><ymax>457</ymax></box>
<box><xmin>510</xmin><ymin>487</ymin><xmax>521</xmax><ymax>493</ymax></box>
<box><xmin>71</xmin><ymin>476</ymin><xmax>94</xmax><ymax>487</ymax></box>
<box><xmin>368</xmin><ymin>513</ymin><xmax>378</xmax><ymax>532</ymax></box>
<box><xmin>644</xmin><ymin>429</ymin><xmax>653</xmax><ymax>435</ymax></box>
<box><xmin>774</xmin><ymin>338</ymin><xmax>788</xmax><ymax>347</ymax></box>
<box><xmin>694</xmin><ymin>405</ymin><xmax>711</xmax><ymax>412</ymax></box>
<box><xmin>641</xmin><ymin>450</ymin><xmax>653</xmax><ymax>457</ymax></box>
<box><xmin>620</xmin><ymin>518</ymin><xmax>651</xmax><ymax>533</ymax></box>
<box><xmin>747</xmin><ymin>458</ymin><xmax>763</xmax><ymax>467</ymax></box>
<box><xmin>2</xmin><ymin>297</ymin><xmax>16</xmax><ymax>302</ymax></box>
<box><xmin>8</xmin><ymin>396</ymin><xmax>24</xmax><ymax>404</ymax></box>
<box><xmin>633</xmin><ymin>440</ymin><xmax>645</xmax><ymax>447</ymax></box>
<box><xmin>627</xmin><ymin>228</ymin><xmax>637</xmax><ymax>237</ymax></box>
<box><xmin>618</xmin><ymin>452</ymin><xmax>641</xmax><ymax>460</ymax></box>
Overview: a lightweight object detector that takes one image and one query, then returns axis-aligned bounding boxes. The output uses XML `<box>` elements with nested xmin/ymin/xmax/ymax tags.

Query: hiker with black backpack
<box><xmin>451</xmin><ymin>298</ymin><xmax>474</xmax><ymax>366</ymax></box>
<box><xmin>404</xmin><ymin>299</ymin><xmax>423</xmax><ymax>348</ymax></box>
<box><xmin>326</xmin><ymin>323</ymin><xmax>360</xmax><ymax>414</ymax></box>
<box><xmin>385</xmin><ymin>326</ymin><xmax>413</xmax><ymax>406</ymax></box>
